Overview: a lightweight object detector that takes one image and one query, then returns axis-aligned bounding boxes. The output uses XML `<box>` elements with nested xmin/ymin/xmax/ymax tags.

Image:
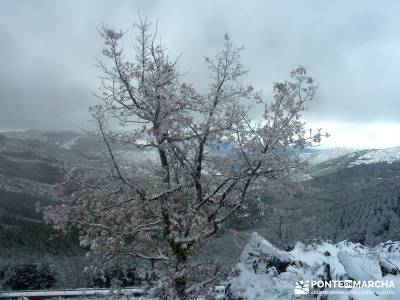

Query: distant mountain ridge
<box><xmin>0</xmin><ymin>129</ymin><xmax>101</xmax><ymax>154</ymax></box>
<box><xmin>303</xmin><ymin>146</ymin><xmax>400</xmax><ymax>166</ymax></box>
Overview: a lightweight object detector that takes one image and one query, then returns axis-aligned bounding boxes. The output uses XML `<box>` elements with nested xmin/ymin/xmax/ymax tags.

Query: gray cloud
<box><xmin>1</xmin><ymin>0</ymin><xmax>400</xmax><ymax>130</ymax></box>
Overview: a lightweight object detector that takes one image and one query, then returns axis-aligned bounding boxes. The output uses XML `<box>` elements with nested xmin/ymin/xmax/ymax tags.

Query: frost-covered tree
<box><xmin>43</xmin><ymin>16</ymin><xmax>325</xmax><ymax>298</ymax></box>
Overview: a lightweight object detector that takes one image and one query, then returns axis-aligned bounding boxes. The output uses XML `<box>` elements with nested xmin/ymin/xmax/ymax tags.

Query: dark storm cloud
<box><xmin>1</xmin><ymin>0</ymin><xmax>400</xmax><ymax>130</ymax></box>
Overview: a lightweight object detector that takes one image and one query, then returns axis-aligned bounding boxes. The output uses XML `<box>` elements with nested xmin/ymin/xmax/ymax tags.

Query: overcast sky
<box><xmin>1</xmin><ymin>0</ymin><xmax>399</xmax><ymax>148</ymax></box>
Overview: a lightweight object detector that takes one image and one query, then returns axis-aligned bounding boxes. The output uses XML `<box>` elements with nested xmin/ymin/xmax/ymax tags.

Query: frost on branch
<box><xmin>42</xmin><ymin>16</ymin><xmax>326</xmax><ymax>298</ymax></box>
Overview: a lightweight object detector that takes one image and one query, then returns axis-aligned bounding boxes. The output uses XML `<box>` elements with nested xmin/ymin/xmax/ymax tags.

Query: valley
<box><xmin>0</xmin><ymin>130</ymin><xmax>399</xmax><ymax>288</ymax></box>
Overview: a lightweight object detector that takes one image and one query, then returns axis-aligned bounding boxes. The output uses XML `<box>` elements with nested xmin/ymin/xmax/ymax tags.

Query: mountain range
<box><xmin>0</xmin><ymin>130</ymin><xmax>399</xmax><ymax>272</ymax></box>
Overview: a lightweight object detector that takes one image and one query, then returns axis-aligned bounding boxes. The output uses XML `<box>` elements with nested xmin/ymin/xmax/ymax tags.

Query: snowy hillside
<box><xmin>350</xmin><ymin>147</ymin><xmax>400</xmax><ymax>166</ymax></box>
<box><xmin>226</xmin><ymin>233</ymin><xmax>400</xmax><ymax>300</ymax></box>
<box><xmin>303</xmin><ymin>146</ymin><xmax>400</xmax><ymax>168</ymax></box>
<box><xmin>303</xmin><ymin>147</ymin><xmax>354</xmax><ymax>165</ymax></box>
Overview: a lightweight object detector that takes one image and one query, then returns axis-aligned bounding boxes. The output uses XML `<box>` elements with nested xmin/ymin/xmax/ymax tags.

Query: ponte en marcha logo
<box><xmin>294</xmin><ymin>279</ymin><xmax>396</xmax><ymax>296</ymax></box>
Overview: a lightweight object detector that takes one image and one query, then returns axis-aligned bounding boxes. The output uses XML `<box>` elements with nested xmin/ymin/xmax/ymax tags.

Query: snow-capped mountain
<box><xmin>302</xmin><ymin>147</ymin><xmax>354</xmax><ymax>165</ymax></box>
<box><xmin>303</xmin><ymin>146</ymin><xmax>400</xmax><ymax>167</ymax></box>
<box><xmin>350</xmin><ymin>146</ymin><xmax>400</xmax><ymax>166</ymax></box>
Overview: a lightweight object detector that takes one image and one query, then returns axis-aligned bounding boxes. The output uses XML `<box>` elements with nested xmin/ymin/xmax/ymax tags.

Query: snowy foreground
<box><xmin>27</xmin><ymin>234</ymin><xmax>400</xmax><ymax>300</ymax></box>
<box><xmin>225</xmin><ymin>233</ymin><xmax>400</xmax><ymax>300</ymax></box>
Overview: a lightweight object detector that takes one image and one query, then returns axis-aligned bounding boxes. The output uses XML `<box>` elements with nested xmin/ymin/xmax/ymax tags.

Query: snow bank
<box><xmin>225</xmin><ymin>233</ymin><xmax>400</xmax><ymax>299</ymax></box>
<box><xmin>337</xmin><ymin>251</ymin><xmax>381</xmax><ymax>281</ymax></box>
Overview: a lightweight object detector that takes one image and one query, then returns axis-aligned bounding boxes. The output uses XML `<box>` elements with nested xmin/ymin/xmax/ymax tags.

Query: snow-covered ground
<box><xmin>226</xmin><ymin>233</ymin><xmax>400</xmax><ymax>299</ymax></box>
<box><xmin>350</xmin><ymin>147</ymin><xmax>400</xmax><ymax>166</ymax></box>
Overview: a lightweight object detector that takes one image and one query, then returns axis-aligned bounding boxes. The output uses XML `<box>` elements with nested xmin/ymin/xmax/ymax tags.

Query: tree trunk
<box><xmin>173</xmin><ymin>249</ymin><xmax>188</xmax><ymax>299</ymax></box>
<box><xmin>174</xmin><ymin>273</ymin><xmax>187</xmax><ymax>299</ymax></box>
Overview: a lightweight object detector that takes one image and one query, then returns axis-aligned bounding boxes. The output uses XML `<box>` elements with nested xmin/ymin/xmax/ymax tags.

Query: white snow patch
<box><xmin>350</xmin><ymin>147</ymin><xmax>400</xmax><ymax>166</ymax></box>
<box><xmin>337</xmin><ymin>251</ymin><xmax>382</xmax><ymax>281</ymax></box>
